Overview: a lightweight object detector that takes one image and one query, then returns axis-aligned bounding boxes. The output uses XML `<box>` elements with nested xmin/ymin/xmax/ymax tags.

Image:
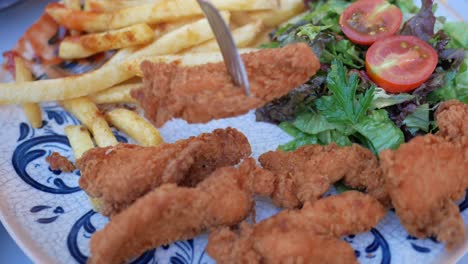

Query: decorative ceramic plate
<box><xmin>0</xmin><ymin>2</ymin><xmax>467</xmax><ymax>264</ymax></box>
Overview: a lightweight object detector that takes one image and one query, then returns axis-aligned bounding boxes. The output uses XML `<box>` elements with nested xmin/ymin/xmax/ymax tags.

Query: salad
<box><xmin>256</xmin><ymin>0</ymin><xmax>467</xmax><ymax>154</ymax></box>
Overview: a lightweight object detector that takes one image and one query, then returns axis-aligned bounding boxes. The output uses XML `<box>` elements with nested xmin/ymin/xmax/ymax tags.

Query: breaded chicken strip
<box><xmin>381</xmin><ymin>135</ymin><xmax>468</xmax><ymax>248</ymax></box>
<box><xmin>77</xmin><ymin>128</ymin><xmax>251</xmax><ymax>216</ymax></box>
<box><xmin>209</xmin><ymin>224</ymin><xmax>357</xmax><ymax>264</ymax></box>
<box><xmin>132</xmin><ymin>43</ymin><xmax>320</xmax><ymax>127</ymax></box>
<box><xmin>207</xmin><ymin>191</ymin><xmax>386</xmax><ymax>263</ymax></box>
<box><xmin>88</xmin><ymin>161</ymin><xmax>258</xmax><ymax>264</ymax></box>
<box><xmin>258</xmin><ymin>144</ymin><xmax>386</xmax><ymax>208</ymax></box>
<box><xmin>435</xmin><ymin>100</ymin><xmax>467</xmax><ymax>147</ymax></box>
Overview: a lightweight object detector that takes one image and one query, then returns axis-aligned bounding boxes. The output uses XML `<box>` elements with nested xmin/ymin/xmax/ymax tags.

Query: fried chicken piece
<box><xmin>132</xmin><ymin>43</ymin><xmax>320</xmax><ymax>127</ymax></box>
<box><xmin>88</xmin><ymin>162</ymin><xmax>256</xmax><ymax>264</ymax></box>
<box><xmin>209</xmin><ymin>224</ymin><xmax>357</xmax><ymax>264</ymax></box>
<box><xmin>258</xmin><ymin>144</ymin><xmax>386</xmax><ymax>208</ymax></box>
<box><xmin>207</xmin><ymin>191</ymin><xmax>386</xmax><ymax>264</ymax></box>
<box><xmin>77</xmin><ymin>128</ymin><xmax>251</xmax><ymax>216</ymax></box>
<box><xmin>435</xmin><ymin>100</ymin><xmax>468</xmax><ymax>147</ymax></box>
<box><xmin>46</xmin><ymin>152</ymin><xmax>75</xmax><ymax>172</ymax></box>
<box><xmin>381</xmin><ymin>135</ymin><xmax>468</xmax><ymax>248</ymax></box>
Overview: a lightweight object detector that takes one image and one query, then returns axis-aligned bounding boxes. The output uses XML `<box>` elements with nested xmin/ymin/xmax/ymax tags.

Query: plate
<box><xmin>0</xmin><ymin>1</ymin><xmax>467</xmax><ymax>264</ymax></box>
<box><xmin>1</xmin><ymin>103</ymin><xmax>468</xmax><ymax>264</ymax></box>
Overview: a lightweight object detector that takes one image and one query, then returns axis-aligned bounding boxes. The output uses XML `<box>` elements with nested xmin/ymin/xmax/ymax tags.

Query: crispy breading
<box><xmin>381</xmin><ymin>134</ymin><xmax>468</xmax><ymax>247</ymax></box>
<box><xmin>435</xmin><ymin>99</ymin><xmax>467</xmax><ymax>147</ymax></box>
<box><xmin>88</xmin><ymin>164</ymin><xmax>255</xmax><ymax>264</ymax></box>
<box><xmin>258</xmin><ymin>144</ymin><xmax>386</xmax><ymax>208</ymax></box>
<box><xmin>209</xmin><ymin>223</ymin><xmax>357</xmax><ymax>264</ymax></box>
<box><xmin>46</xmin><ymin>152</ymin><xmax>75</xmax><ymax>172</ymax></box>
<box><xmin>207</xmin><ymin>191</ymin><xmax>386</xmax><ymax>263</ymax></box>
<box><xmin>132</xmin><ymin>43</ymin><xmax>321</xmax><ymax>127</ymax></box>
<box><xmin>77</xmin><ymin>128</ymin><xmax>251</xmax><ymax>216</ymax></box>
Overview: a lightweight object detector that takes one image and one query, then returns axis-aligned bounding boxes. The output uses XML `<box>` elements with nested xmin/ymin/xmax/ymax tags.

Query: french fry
<box><xmin>184</xmin><ymin>21</ymin><xmax>264</xmax><ymax>53</ymax></box>
<box><xmin>232</xmin><ymin>0</ymin><xmax>305</xmax><ymax>27</ymax></box>
<box><xmin>46</xmin><ymin>0</ymin><xmax>275</xmax><ymax>32</ymax></box>
<box><xmin>0</xmin><ymin>16</ymin><xmax>224</xmax><ymax>103</ymax></box>
<box><xmin>14</xmin><ymin>57</ymin><xmax>43</xmax><ymax>128</ymax></box>
<box><xmin>89</xmin><ymin>79</ymin><xmax>140</xmax><ymax>104</ymax></box>
<box><xmin>0</xmin><ymin>48</ymin><xmax>134</xmax><ymax>103</ymax></box>
<box><xmin>151</xmin><ymin>17</ymin><xmax>203</xmax><ymax>40</ymax></box>
<box><xmin>86</xmin><ymin>0</ymin><xmax>159</xmax><ymax>12</ymax></box>
<box><xmin>59</xmin><ymin>24</ymin><xmax>155</xmax><ymax>59</ymax></box>
<box><xmin>124</xmin><ymin>49</ymin><xmax>257</xmax><ymax>77</ymax></box>
<box><xmin>106</xmin><ymin>108</ymin><xmax>163</xmax><ymax>146</ymax></box>
<box><xmin>124</xmin><ymin>12</ymin><xmax>231</xmax><ymax>63</ymax></box>
<box><xmin>64</xmin><ymin>125</ymin><xmax>95</xmax><ymax>159</ymax></box>
<box><xmin>63</xmin><ymin>0</ymin><xmax>81</xmax><ymax>36</ymax></box>
<box><xmin>62</xmin><ymin>97</ymin><xmax>118</xmax><ymax>147</ymax></box>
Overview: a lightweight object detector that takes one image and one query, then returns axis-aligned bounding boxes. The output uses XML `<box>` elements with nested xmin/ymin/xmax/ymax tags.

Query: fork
<box><xmin>196</xmin><ymin>0</ymin><xmax>251</xmax><ymax>96</ymax></box>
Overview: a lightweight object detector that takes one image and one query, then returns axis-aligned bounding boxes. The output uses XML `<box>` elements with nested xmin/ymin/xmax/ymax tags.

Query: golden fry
<box><xmin>62</xmin><ymin>97</ymin><xmax>118</xmax><ymax>147</ymax></box>
<box><xmin>0</xmin><ymin>49</ymin><xmax>134</xmax><ymax>103</ymax></box>
<box><xmin>86</xmin><ymin>0</ymin><xmax>159</xmax><ymax>12</ymax></box>
<box><xmin>0</xmin><ymin>16</ymin><xmax>228</xmax><ymax>103</ymax></box>
<box><xmin>124</xmin><ymin>49</ymin><xmax>257</xmax><ymax>77</ymax></box>
<box><xmin>46</xmin><ymin>0</ymin><xmax>274</xmax><ymax>32</ymax></box>
<box><xmin>232</xmin><ymin>0</ymin><xmax>305</xmax><ymax>27</ymax></box>
<box><xmin>14</xmin><ymin>57</ymin><xmax>43</xmax><ymax>128</ymax></box>
<box><xmin>106</xmin><ymin>108</ymin><xmax>163</xmax><ymax>146</ymax></box>
<box><xmin>64</xmin><ymin>0</ymin><xmax>81</xmax><ymax>36</ymax></box>
<box><xmin>59</xmin><ymin>24</ymin><xmax>154</xmax><ymax>59</ymax></box>
<box><xmin>184</xmin><ymin>21</ymin><xmax>264</xmax><ymax>53</ymax></box>
<box><xmin>125</xmin><ymin>12</ymin><xmax>231</xmax><ymax>61</ymax></box>
<box><xmin>64</xmin><ymin>125</ymin><xmax>95</xmax><ymax>159</ymax></box>
<box><xmin>89</xmin><ymin>79</ymin><xmax>140</xmax><ymax>104</ymax></box>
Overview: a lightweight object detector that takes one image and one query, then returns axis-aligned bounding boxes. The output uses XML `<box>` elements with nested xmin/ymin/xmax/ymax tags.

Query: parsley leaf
<box><xmin>317</xmin><ymin>60</ymin><xmax>375</xmax><ymax>125</ymax></box>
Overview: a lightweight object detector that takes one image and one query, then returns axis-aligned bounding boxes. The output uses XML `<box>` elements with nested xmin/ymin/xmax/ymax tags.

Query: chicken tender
<box><xmin>209</xmin><ymin>224</ymin><xmax>357</xmax><ymax>264</ymax></box>
<box><xmin>88</xmin><ymin>163</ymin><xmax>256</xmax><ymax>264</ymax></box>
<box><xmin>381</xmin><ymin>135</ymin><xmax>468</xmax><ymax>248</ymax></box>
<box><xmin>435</xmin><ymin>100</ymin><xmax>467</xmax><ymax>147</ymax></box>
<box><xmin>258</xmin><ymin>144</ymin><xmax>386</xmax><ymax>208</ymax></box>
<box><xmin>77</xmin><ymin>128</ymin><xmax>251</xmax><ymax>216</ymax></box>
<box><xmin>132</xmin><ymin>43</ymin><xmax>320</xmax><ymax>127</ymax></box>
<box><xmin>207</xmin><ymin>191</ymin><xmax>386</xmax><ymax>263</ymax></box>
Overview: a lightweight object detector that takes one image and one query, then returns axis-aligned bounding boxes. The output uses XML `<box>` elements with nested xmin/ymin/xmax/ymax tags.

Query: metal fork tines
<box><xmin>196</xmin><ymin>0</ymin><xmax>251</xmax><ymax>96</ymax></box>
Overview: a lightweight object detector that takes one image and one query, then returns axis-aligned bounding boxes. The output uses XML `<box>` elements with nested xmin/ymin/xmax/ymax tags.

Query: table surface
<box><xmin>0</xmin><ymin>0</ymin><xmax>467</xmax><ymax>263</ymax></box>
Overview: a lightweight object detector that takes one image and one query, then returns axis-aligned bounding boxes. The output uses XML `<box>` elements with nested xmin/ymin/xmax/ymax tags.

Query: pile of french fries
<box><xmin>0</xmin><ymin>0</ymin><xmax>306</xmax><ymax>159</ymax></box>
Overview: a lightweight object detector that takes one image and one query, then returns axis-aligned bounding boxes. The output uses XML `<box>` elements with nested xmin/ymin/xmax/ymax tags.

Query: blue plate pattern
<box><xmin>0</xmin><ymin>102</ymin><xmax>467</xmax><ymax>264</ymax></box>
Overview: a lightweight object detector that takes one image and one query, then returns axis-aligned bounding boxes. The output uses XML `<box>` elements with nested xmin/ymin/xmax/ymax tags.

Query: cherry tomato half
<box><xmin>339</xmin><ymin>0</ymin><xmax>403</xmax><ymax>45</ymax></box>
<box><xmin>366</xmin><ymin>35</ymin><xmax>439</xmax><ymax>93</ymax></box>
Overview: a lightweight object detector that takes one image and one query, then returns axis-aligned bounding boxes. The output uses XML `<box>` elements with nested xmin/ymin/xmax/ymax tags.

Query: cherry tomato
<box><xmin>339</xmin><ymin>0</ymin><xmax>403</xmax><ymax>45</ymax></box>
<box><xmin>366</xmin><ymin>35</ymin><xmax>439</xmax><ymax>93</ymax></box>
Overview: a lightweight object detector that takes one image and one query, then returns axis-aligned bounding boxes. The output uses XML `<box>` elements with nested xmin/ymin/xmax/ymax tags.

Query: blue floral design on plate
<box><xmin>12</xmin><ymin>135</ymin><xmax>81</xmax><ymax>194</ymax></box>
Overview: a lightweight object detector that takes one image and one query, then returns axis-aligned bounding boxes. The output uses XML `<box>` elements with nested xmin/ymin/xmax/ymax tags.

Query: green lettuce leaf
<box><xmin>354</xmin><ymin>110</ymin><xmax>405</xmax><ymax>153</ymax></box>
<box><xmin>371</xmin><ymin>87</ymin><xmax>414</xmax><ymax>109</ymax></box>
<box><xmin>317</xmin><ymin>130</ymin><xmax>352</xmax><ymax>146</ymax></box>
<box><xmin>320</xmin><ymin>39</ymin><xmax>365</xmax><ymax>68</ymax></box>
<box><xmin>444</xmin><ymin>22</ymin><xmax>468</xmax><ymax>49</ymax></box>
<box><xmin>403</xmin><ymin>104</ymin><xmax>430</xmax><ymax>133</ymax></box>
<box><xmin>430</xmin><ymin>57</ymin><xmax>468</xmax><ymax>103</ymax></box>
<box><xmin>292</xmin><ymin>111</ymin><xmax>344</xmax><ymax>135</ymax></box>
<box><xmin>279</xmin><ymin>136</ymin><xmax>319</xmax><ymax>151</ymax></box>
<box><xmin>278</xmin><ymin>122</ymin><xmax>305</xmax><ymax>137</ymax></box>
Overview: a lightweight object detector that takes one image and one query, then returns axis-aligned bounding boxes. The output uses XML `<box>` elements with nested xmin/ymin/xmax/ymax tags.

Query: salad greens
<box><xmin>278</xmin><ymin>60</ymin><xmax>403</xmax><ymax>154</ymax></box>
<box><xmin>256</xmin><ymin>0</ymin><xmax>467</xmax><ymax>153</ymax></box>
